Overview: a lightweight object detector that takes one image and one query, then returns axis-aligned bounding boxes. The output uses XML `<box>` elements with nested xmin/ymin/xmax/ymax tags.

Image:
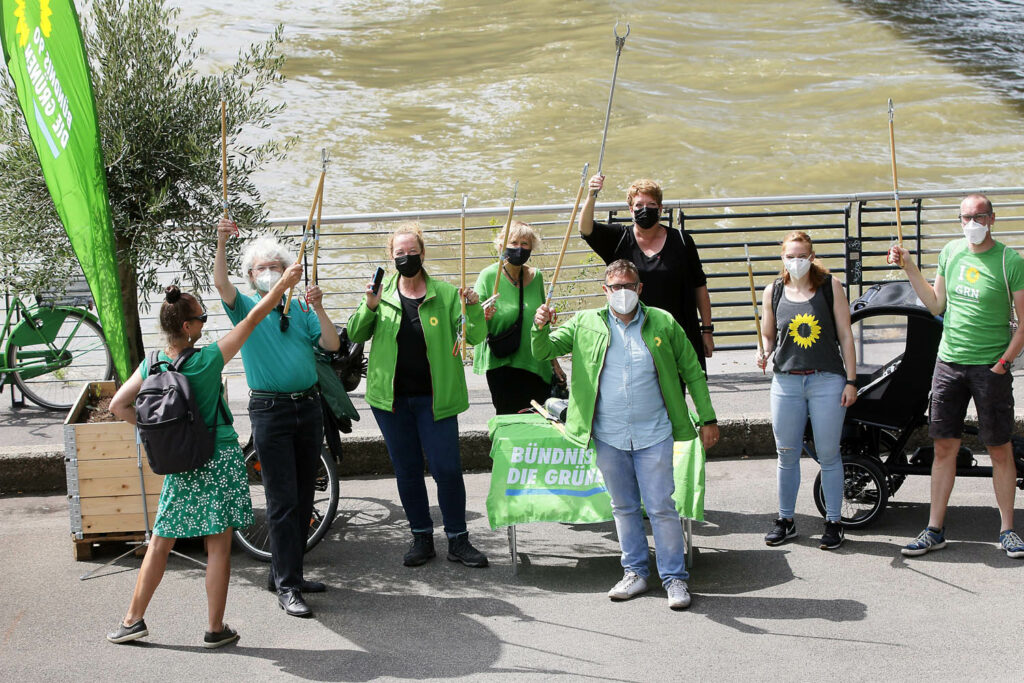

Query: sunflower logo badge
<box><xmin>965</xmin><ymin>267</ymin><xmax>980</xmax><ymax>284</ymax></box>
<box><xmin>429</xmin><ymin>316</ymin><xmax>438</xmax><ymax>327</ymax></box>
<box><xmin>788</xmin><ymin>313</ymin><xmax>821</xmax><ymax>349</ymax></box>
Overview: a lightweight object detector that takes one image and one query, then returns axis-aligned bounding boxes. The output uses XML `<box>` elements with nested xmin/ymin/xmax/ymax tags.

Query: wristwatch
<box><xmin>700</xmin><ymin>324</ymin><xmax>714</xmax><ymax>333</ymax></box>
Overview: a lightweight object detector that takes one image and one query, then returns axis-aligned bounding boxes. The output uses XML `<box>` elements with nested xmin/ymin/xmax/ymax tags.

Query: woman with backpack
<box><xmin>106</xmin><ymin>254</ymin><xmax>302</xmax><ymax>648</ymax></box>
<box><xmin>755</xmin><ymin>230</ymin><xmax>858</xmax><ymax>550</ymax></box>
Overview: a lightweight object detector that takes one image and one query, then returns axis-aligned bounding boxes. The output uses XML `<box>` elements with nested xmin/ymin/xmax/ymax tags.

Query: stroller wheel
<box><xmin>813</xmin><ymin>456</ymin><xmax>889</xmax><ymax>529</ymax></box>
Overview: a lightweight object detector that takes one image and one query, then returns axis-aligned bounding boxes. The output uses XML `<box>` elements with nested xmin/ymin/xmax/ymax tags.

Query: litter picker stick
<box><xmin>283</xmin><ymin>163</ymin><xmax>326</xmax><ymax>314</ymax></box>
<box><xmin>546</xmin><ymin>163</ymin><xmax>589</xmax><ymax>307</ymax></box>
<box><xmin>745</xmin><ymin>244</ymin><xmax>766</xmax><ymax>375</ymax></box>
<box><xmin>311</xmin><ymin>149</ymin><xmax>329</xmax><ymax>287</ymax></box>
<box><xmin>592</xmin><ymin>22</ymin><xmax>629</xmax><ymax>197</ymax></box>
<box><xmin>491</xmin><ymin>181</ymin><xmax>520</xmax><ymax>296</ymax></box>
<box><xmin>460</xmin><ymin>193</ymin><xmax>468</xmax><ymax>360</ymax></box>
<box><xmin>887</xmin><ymin>99</ymin><xmax>904</xmax><ymax>266</ymax></box>
<box><xmin>220</xmin><ymin>100</ymin><xmax>228</xmax><ymax>218</ymax></box>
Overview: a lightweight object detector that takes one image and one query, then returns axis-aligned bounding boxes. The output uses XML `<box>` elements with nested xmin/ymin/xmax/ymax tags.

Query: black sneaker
<box><xmin>820</xmin><ymin>521</ymin><xmax>845</xmax><ymax>550</ymax></box>
<box><xmin>203</xmin><ymin>624</ymin><xmax>240</xmax><ymax>649</ymax></box>
<box><xmin>447</xmin><ymin>532</ymin><xmax>489</xmax><ymax>568</ymax></box>
<box><xmin>107</xmin><ymin>618</ymin><xmax>148</xmax><ymax>644</ymax></box>
<box><xmin>403</xmin><ymin>532</ymin><xmax>436</xmax><ymax>567</ymax></box>
<box><xmin>764</xmin><ymin>518</ymin><xmax>796</xmax><ymax>546</ymax></box>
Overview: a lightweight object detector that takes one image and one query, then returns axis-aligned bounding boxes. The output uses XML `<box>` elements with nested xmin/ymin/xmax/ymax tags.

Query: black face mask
<box><xmin>504</xmin><ymin>247</ymin><xmax>532</xmax><ymax>267</ymax></box>
<box><xmin>633</xmin><ymin>206</ymin><xmax>661</xmax><ymax>230</ymax></box>
<box><xmin>394</xmin><ymin>253</ymin><xmax>422</xmax><ymax>278</ymax></box>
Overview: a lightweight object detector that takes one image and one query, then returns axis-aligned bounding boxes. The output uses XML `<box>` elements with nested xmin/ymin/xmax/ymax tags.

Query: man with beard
<box><xmin>214</xmin><ymin>218</ymin><xmax>341</xmax><ymax>617</ymax></box>
<box><xmin>579</xmin><ymin>176</ymin><xmax>713</xmax><ymax>371</ymax></box>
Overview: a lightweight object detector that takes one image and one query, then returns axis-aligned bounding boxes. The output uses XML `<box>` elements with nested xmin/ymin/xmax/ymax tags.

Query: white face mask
<box><xmin>607</xmin><ymin>288</ymin><xmax>639</xmax><ymax>315</ymax></box>
<box><xmin>962</xmin><ymin>219</ymin><xmax>989</xmax><ymax>245</ymax></box>
<box><xmin>254</xmin><ymin>269</ymin><xmax>282</xmax><ymax>293</ymax></box>
<box><xmin>785</xmin><ymin>257</ymin><xmax>812</xmax><ymax>280</ymax></box>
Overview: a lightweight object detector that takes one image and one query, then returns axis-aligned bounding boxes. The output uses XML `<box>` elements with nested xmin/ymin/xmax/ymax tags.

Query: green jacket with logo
<box><xmin>348</xmin><ymin>270</ymin><xmax>485</xmax><ymax>420</ymax></box>
<box><xmin>531</xmin><ymin>303</ymin><xmax>716</xmax><ymax>447</ymax></box>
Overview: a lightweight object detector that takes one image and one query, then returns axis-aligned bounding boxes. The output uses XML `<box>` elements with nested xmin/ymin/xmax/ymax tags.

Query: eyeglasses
<box><xmin>188</xmin><ymin>308</ymin><xmax>208</xmax><ymax>323</ymax></box>
<box><xmin>252</xmin><ymin>264</ymin><xmax>284</xmax><ymax>274</ymax></box>
<box><xmin>959</xmin><ymin>212</ymin><xmax>992</xmax><ymax>223</ymax></box>
<box><xmin>606</xmin><ymin>282</ymin><xmax>639</xmax><ymax>292</ymax></box>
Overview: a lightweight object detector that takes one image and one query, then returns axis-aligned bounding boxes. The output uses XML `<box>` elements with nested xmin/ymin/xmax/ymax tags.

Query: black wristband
<box><xmin>699</xmin><ymin>419</ymin><xmax>718</xmax><ymax>426</ymax></box>
<box><xmin>700</xmin><ymin>324</ymin><xmax>714</xmax><ymax>333</ymax></box>
<box><xmin>845</xmin><ymin>379</ymin><xmax>856</xmax><ymax>386</ymax></box>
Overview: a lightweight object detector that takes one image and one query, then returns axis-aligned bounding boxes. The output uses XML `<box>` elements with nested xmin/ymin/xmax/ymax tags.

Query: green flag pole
<box><xmin>1</xmin><ymin>0</ymin><xmax>132</xmax><ymax>381</ymax></box>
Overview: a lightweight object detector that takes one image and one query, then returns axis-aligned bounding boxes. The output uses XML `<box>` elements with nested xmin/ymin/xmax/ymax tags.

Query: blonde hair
<box><xmin>779</xmin><ymin>230</ymin><xmax>830</xmax><ymax>288</ymax></box>
<box><xmin>493</xmin><ymin>220</ymin><xmax>540</xmax><ymax>254</ymax></box>
<box><xmin>626</xmin><ymin>179</ymin><xmax>663</xmax><ymax>208</ymax></box>
<box><xmin>387</xmin><ymin>222</ymin><xmax>426</xmax><ymax>256</ymax></box>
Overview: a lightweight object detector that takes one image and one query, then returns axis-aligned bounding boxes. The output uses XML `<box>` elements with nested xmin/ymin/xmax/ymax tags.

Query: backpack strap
<box><xmin>147</xmin><ymin>349</ymin><xmax>167</xmax><ymax>376</ymax></box>
<box><xmin>170</xmin><ymin>347</ymin><xmax>199</xmax><ymax>372</ymax></box>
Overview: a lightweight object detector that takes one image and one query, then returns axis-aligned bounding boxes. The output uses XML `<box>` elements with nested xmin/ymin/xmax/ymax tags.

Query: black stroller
<box><xmin>804</xmin><ymin>281</ymin><xmax>1024</xmax><ymax>528</ymax></box>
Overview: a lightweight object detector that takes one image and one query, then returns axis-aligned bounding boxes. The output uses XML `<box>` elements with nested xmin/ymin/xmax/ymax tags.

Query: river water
<box><xmin>176</xmin><ymin>0</ymin><xmax>1024</xmax><ymax>217</ymax></box>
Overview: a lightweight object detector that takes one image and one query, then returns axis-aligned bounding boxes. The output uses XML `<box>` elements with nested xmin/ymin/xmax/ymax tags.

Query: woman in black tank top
<box><xmin>755</xmin><ymin>231</ymin><xmax>858</xmax><ymax>551</ymax></box>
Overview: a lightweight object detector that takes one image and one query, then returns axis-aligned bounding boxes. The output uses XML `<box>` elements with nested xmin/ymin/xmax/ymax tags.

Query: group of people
<box><xmin>105</xmin><ymin>186</ymin><xmax>1024</xmax><ymax>646</ymax></box>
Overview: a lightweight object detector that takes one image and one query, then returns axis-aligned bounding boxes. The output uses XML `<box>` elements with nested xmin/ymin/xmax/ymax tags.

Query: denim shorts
<box><xmin>929</xmin><ymin>360</ymin><xmax>1014</xmax><ymax>445</ymax></box>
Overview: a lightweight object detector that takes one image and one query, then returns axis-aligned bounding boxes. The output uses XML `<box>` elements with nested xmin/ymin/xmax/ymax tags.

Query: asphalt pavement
<box><xmin>2</xmin><ymin>456</ymin><xmax>1023</xmax><ymax>681</ymax></box>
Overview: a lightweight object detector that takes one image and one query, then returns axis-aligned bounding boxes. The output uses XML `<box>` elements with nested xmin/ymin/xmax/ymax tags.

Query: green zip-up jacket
<box><xmin>348</xmin><ymin>270</ymin><xmax>485</xmax><ymax>421</ymax></box>
<box><xmin>531</xmin><ymin>303</ymin><xmax>716</xmax><ymax>447</ymax></box>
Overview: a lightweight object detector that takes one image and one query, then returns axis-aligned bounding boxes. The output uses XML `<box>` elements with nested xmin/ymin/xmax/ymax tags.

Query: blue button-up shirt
<box><xmin>592</xmin><ymin>307</ymin><xmax>673</xmax><ymax>450</ymax></box>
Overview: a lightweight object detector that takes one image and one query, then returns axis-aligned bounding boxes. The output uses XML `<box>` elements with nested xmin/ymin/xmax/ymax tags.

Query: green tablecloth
<box><xmin>485</xmin><ymin>413</ymin><xmax>706</xmax><ymax>529</ymax></box>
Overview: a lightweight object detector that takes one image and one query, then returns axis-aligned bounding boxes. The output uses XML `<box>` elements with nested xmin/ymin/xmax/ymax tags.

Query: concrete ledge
<box><xmin>0</xmin><ymin>419</ymin><xmax>779</xmax><ymax>495</ymax></box>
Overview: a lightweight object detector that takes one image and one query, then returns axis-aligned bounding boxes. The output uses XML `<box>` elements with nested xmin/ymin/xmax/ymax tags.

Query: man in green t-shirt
<box><xmin>890</xmin><ymin>194</ymin><xmax>1024</xmax><ymax>559</ymax></box>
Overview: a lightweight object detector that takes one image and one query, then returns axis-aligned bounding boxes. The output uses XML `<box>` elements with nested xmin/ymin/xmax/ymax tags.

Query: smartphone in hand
<box><xmin>371</xmin><ymin>266</ymin><xmax>385</xmax><ymax>295</ymax></box>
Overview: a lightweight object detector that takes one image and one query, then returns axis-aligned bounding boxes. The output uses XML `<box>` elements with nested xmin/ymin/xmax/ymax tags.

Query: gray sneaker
<box><xmin>665</xmin><ymin>579</ymin><xmax>692</xmax><ymax>610</ymax></box>
<box><xmin>107</xmin><ymin>619</ymin><xmax>148</xmax><ymax>644</ymax></box>
<box><xmin>607</xmin><ymin>571</ymin><xmax>648</xmax><ymax>601</ymax></box>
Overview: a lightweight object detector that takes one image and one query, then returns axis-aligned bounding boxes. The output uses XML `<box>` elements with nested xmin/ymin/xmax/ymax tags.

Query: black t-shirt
<box><xmin>582</xmin><ymin>221</ymin><xmax>708</xmax><ymax>363</ymax></box>
<box><xmin>394</xmin><ymin>292</ymin><xmax>432</xmax><ymax>397</ymax></box>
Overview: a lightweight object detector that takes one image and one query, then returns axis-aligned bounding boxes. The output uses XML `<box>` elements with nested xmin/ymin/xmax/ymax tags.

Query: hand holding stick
<box><xmin>546</xmin><ymin>163</ymin><xmax>589</xmax><ymax>309</ymax></box>
<box><xmin>745</xmin><ymin>244</ymin><xmax>765</xmax><ymax>375</ymax></box>
<box><xmin>283</xmin><ymin>159</ymin><xmax>327</xmax><ymax>314</ymax></box>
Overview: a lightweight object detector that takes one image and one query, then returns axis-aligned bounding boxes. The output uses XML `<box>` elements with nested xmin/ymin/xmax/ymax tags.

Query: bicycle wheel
<box><xmin>813</xmin><ymin>455</ymin><xmax>889</xmax><ymax>529</ymax></box>
<box><xmin>9</xmin><ymin>309</ymin><xmax>114</xmax><ymax>410</ymax></box>
<box><xmin>233</xmin><ymin>440</ymin><xmax>340</xmax><ymax>562</ymax></box>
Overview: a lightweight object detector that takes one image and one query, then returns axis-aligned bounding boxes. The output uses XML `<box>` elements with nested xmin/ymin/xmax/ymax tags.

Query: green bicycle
<box><xmin>1</xmin><ymin>290</ymin><xmax>114</xmax><ymax>410</ymax></box>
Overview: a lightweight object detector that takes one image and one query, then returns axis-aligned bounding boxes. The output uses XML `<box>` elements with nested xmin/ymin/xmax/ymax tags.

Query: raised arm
<box><xmin>578</xmin><ymin>174</ymin><xmax>604</xmax><ymax>237</ymax></box>
<box><xmin>217</xmin><ymin>263</ymin><xmax>302</xmax><ymax>363</ymax></box>
<box><xmin>215</xmin><ymin>217</ymin><xmax>238</xmax><ymax>309</ymax></box>
<box><xmin>889</xmin><ymin>245</ymin><xmax>946</xmax><ymax>316</ymax></box>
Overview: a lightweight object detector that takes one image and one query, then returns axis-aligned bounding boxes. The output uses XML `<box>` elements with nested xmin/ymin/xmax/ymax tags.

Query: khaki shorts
<box><xmin>929</xmin><ymin>360</ymin><xmax>1014</xmax><ymax>446</ymax></box>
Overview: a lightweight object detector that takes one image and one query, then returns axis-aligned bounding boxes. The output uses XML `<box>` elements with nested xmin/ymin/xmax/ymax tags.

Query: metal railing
<box><xmin>8</xmin><ymin>186</ymin><xmax>1024</xmax><ymax>384</ymax></box>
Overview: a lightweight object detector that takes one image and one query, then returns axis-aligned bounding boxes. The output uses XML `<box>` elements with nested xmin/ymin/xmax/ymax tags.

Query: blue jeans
<box><xmin>770</xmin><ymin>372</ymin><xmax>846</xmax><ymax>522</ymax></box>
<box><xmin>594</xmin><ymin>436</ymin><xmax>687</xmax><ymax>585</ymax></box>
<box><xmin>249</xmin><ymin>393</ymin><xmax>323</xmax><ymax>592</ymax></box>
<box><xmin>371</xmin><ymin>396</ymin><xmax>467</xmax><ymax>535</ymax></box>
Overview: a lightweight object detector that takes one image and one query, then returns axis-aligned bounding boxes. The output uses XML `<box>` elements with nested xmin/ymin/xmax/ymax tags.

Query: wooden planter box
<box><xmin>63</xmin><ymin>381</ymin><xmax>163</xmax><ymax>560</ymax></box>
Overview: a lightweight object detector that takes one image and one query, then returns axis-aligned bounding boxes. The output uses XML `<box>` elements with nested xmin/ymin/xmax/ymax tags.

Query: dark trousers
<box><xmin>371</xmin><ymin>395</ymin><xmax>466</xmax><ymax>534</ymax></box>
<box><xmin>485</xmin><ymin>366</ymin><xmax>550</xmax><ymax>415</ymax></box>
<box><xmin>249</xmin><ymin>393</ymin><xmax>323</xmax><ymax>592</ymax></box>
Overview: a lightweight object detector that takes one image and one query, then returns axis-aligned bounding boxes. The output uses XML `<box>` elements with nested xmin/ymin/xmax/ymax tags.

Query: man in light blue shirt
<box><xmin>534</xmin><ymin>259</ymin><xmax>719</xmax><ymax>610</ymax></box>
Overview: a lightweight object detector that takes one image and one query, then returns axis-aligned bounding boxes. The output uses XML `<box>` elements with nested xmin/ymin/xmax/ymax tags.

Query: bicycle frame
<box><xmin>0</xmin><ymin>295</ymin><xmax>102</xmax><ymax>385</ymax></box>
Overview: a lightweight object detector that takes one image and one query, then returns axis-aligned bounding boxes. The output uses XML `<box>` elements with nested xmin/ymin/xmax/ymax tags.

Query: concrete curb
<box><xmin>0</xmin><ymin>419</ymin><xmax>779</xmax><ymax>495</ymax></box>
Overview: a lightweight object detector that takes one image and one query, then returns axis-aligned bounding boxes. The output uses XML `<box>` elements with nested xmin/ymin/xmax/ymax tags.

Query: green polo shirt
<box><xmin>223</xmin><ymin>287</ymin><xmax>321</xmax><ymax>392</ymax></box>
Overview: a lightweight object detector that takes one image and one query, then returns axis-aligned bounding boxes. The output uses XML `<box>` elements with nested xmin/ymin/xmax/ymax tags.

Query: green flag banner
<box><xmin>485</xmin><ymin>414</ymin><xmax>705</xmax><ymax>529</ymax></box>
<box><xmin>1</xmin><ymin>0</ymin><xmax>131</xmax><ymax>381</ymax></box>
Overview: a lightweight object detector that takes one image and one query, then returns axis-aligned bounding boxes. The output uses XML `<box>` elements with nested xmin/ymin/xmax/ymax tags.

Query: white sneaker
<box><xmin>666</xmin><ymin>579</ymin><xmax>692</xmax><ymax>610</ymax></box>
<box><xmin>608</xmin><ymin>571</ymin><xmax>648</xmax><ymax>601</ymax></box>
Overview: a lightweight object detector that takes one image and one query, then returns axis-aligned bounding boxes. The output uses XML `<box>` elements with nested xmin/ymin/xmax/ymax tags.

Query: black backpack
<box><xmin>136</xmin><ymin>348</ymin><xmax>224</xmax><ymax>475</ymax></box>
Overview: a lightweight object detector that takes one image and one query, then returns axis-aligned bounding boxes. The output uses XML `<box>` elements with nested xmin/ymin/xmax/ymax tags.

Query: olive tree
<box><xmin>0</xmin><ymin>0</ymin><xmax>291</xmax><ymax>366</ymax></box>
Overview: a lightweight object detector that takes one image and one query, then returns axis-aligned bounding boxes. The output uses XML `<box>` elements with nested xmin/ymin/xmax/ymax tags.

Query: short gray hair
<box><xmin>240</xmin><ymin>237</ymin><xmax>293</xmax><ymax>288</ymax></box>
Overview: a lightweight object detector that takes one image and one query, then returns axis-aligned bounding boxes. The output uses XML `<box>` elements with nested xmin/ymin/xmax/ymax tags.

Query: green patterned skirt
<box><xmin>152</xmin><ymin>442</ymin><xmax>254</xmax><ymax>538</ymax></box>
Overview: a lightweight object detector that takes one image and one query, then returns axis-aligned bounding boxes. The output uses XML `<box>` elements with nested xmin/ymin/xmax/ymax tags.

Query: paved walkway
<box><xmin>2</xmin><ymin>458</ymin><xmax>1022</xmax><ymax>681</ymax></box>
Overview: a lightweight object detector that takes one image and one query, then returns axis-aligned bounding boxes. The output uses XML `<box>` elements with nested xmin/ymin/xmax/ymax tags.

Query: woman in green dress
<box><xmin>474</xmin><ymin>220</ymin><xmax>565</xmax><ymax>414</ymax></box>
<box><xmin>106</xmin><ymin>235</ymin><xmax>301</xmax><ymax>648</ymax></box>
